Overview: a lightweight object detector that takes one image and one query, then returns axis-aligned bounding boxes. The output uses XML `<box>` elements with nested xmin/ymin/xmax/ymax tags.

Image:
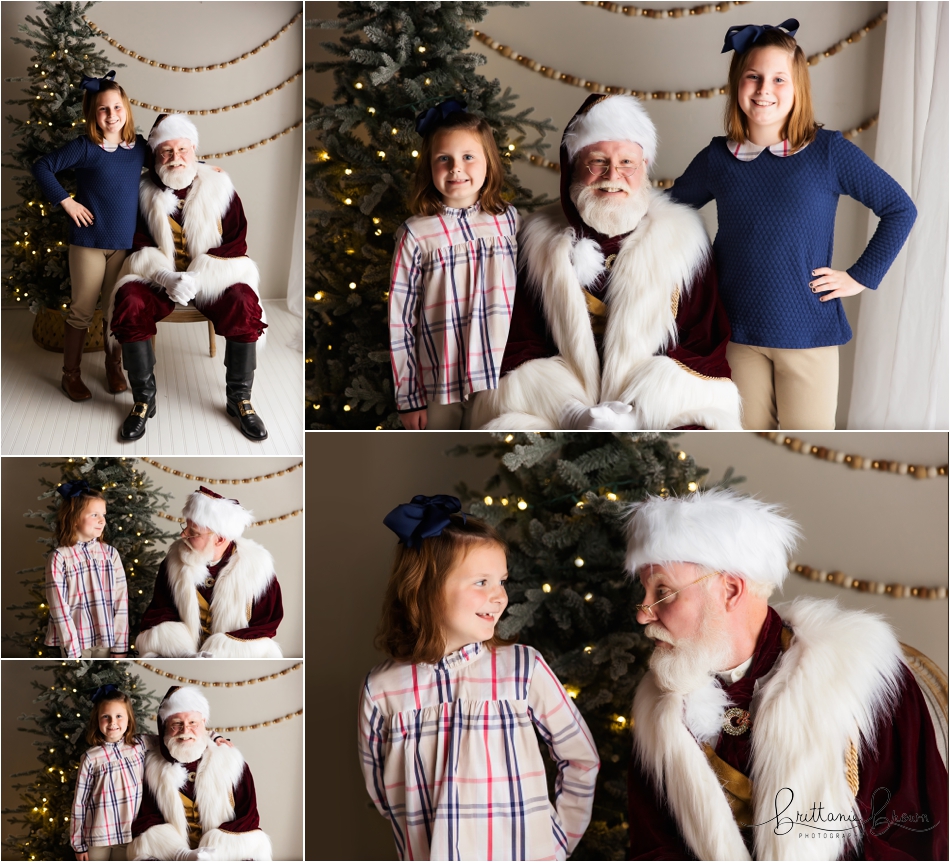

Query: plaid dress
<box><xmin>388</xmin><ymin>203</ymin><xmax>520</xmax><ymax>412</ymax></box>
<box><xmin>71</xmin><ymin>738</ymin><xmax>149</xmax><ymax>852</ymax></box>
<box><xmin>44</xmin><ymin>540</ymin><xmax>129</xmax><ymax>658</ymax></box>
<box><xmin>359</xmin><ymin>643</ymin><xmax>600</xmax><ymax>861</ymax></box>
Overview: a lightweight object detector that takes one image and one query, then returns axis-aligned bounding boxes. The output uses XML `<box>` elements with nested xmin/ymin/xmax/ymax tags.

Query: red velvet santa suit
<box><xmin>130</xmin><ymin>724</ymin><xmax>271</xmax><ymax>860</ymax></box>
<box><xmin>136</xmin><ymin>539</ymin><xmax>283</xmax><ymax>658</ymax></box>
<box><xmin>627</xmin><ymin>601</ymin><xmax>948</xmax><ymax>860</ymax></box>
<box><xmin>471</xmin><ymin>95</ymin><xmax>741</xmax><ymax>431</ymax></box>
<box><xmin>109</xmin><ymin>164</ymin><xmax>266</xmax><ymax>344</ymax></box>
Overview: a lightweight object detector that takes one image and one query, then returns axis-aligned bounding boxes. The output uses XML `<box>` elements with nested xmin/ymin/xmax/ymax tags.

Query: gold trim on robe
<box><xmin>179</xmin><ymin>791</ymin><xmax>202</xmax><ymax>849</ymax></box>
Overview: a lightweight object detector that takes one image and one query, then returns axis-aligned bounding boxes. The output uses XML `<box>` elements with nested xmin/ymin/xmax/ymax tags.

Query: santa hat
<box><xmin>625</xmin><ymin>489</ymin><xmax>800</xmax><ymax>590</ymax></box>
<box><xmin>182</xmin><ymin>486</ymin><xmax>253</xmax><ymax>541</ymax></box>
<box><xmin>562</xmin><ymin>94</ymin><xmax>657</xmax><ymax>165</ymax></box>
<box><xmin>147</xmin><ymin>113</ymin><xmax>199</xmax><ymax>151</ymax></box>
<box><xmin>157</xmin><ymin>685</ymin><xmax>210</xmax><ymax>723</ymax></box>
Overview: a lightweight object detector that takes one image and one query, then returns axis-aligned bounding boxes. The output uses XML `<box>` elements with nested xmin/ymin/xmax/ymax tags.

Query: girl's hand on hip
<box><xmin>76</xmin><ymin>853</ymin><xmax>89</xmax><ymax>861</ymax></box>
<box><xmin>400</xmin><ymin>409</ymin><xmax>427</xmax><ymax>431</ymax></box>
<box><xmin>809</xmin><ymin>267</ymin><xmax>867</xmax><ymax>301</ymax></box>
<box><xmin>61</xmin><ymin>197</ymin><xmax>94</xmax><ymax>228</ymax></box>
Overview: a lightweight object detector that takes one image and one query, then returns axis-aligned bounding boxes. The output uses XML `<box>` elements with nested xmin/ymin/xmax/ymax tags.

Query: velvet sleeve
<box><xmin>205</xmin><ymin>191</ymin><xmax>249</xmax><ymax>259</ymax></box>
<box><xmin>851</xmin><ymin>663</ymin><xmax>948</xmax><ymax>860</ymax></box>
<box><xmin>136</xmin><ymin>560</ymin><xmax>181</xmax><ymax>634</ymax></box>
<box><xmin>217</xmin><ymin>763</ymin><xmax>262</xmax><ymax>833</ymax></box>
<box><xmin>131</xmin><ymin>778</ymin><xmax>167</xmax><ymax>838</ymax></box>
<box><xmin>129</xmin><ymin>208</ymin><xmax>159</xmax><ymax>253</ymax></box>
<box><xmin>627</xmin><ymin>751</ymin><xmax>697</xmax><ymax>860</ymax></box>
<box><xmin>223</xmin><ymin>577</ymin><xmax>283</xmax><ymax>641</ymax></box>
<box><xmin>499</xmin><ymin>267</ymin><xmax>559</xmax><ymax>376</ymax></box>
<box><xmin>666</xmin><ymin>256</ymin><xmax>733</xmax><ymax>379</ymax></box>
<box><xmin>667</xmin><ymin>144</ymin><xmax>715</xmax><ymax>210</ymax></box>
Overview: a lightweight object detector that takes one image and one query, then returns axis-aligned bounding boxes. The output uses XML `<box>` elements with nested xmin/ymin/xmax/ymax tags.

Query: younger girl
<box><xmin>359</xmin><ymin>495</ymin><xmax>599</xmax><ymax>860</ymax></box>
<box><xmin>670</xmin><ymin>20</ymin><xmax>916</xmax><ymax>430</ymax></box>
<box><xmin>44</xmin><ymin>481</ymin><xmax>128</xmax><ymax>659</ymax></box>
<box><xmin>33</xmin><ymin>72</ymin><xmax>147</xmax><ymax>402</ymax></box>
<box><xmin>389</xmin><ymin>100</ymin><xmax>521</xmax><ymax>430</ymax></box>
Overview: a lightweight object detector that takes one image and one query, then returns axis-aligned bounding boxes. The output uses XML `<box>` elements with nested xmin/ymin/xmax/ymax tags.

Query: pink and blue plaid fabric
<box><xmin>71</xmin><ymin>739</ymin><xmax>148</xmax><ymax>852</ymax></box>
<box><xmin>44</xmin><ymin>540</ymin><xmax>129</xmax><ymax>658</ymax></box>
<box><xmin>388</xmin><ymin>203</ymin><xmax>521</xmax><ymax>412</ymax></box>
<box><xmin>359</xmin><ymin>643</ymin><xmax>600</xmax><ymax>861</ymax></box>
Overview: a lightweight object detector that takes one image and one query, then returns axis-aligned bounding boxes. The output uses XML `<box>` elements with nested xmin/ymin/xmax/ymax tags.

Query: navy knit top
<box><xmin>669</xmin><ymin>129</ymin><xmax>917</xmax><ymax>348</ymax></box>
<box><xmin>32</xmin><ymin>134</ymin><xmax>147</xmax><ymax>251</ymax></box>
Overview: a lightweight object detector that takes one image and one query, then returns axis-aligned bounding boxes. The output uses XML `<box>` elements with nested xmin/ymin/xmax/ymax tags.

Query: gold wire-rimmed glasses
<box><xmin>585</xmin><ymin>160</ymin><xmax>643</xmax><ymax>178</ymax></box>
<box><xmin>635</xmin><ymin>571</ymin><xmax>720</xmax><ymax>618</ymax></box>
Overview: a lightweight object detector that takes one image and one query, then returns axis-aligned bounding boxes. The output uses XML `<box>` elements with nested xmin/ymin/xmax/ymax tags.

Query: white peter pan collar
<box><xmin>726</xmin><ymin>138</ymin><xmax>808</xmax><ymax>161</ymax></box>
<box><xmin>99</xmin><ymin>139</ymin><xmax>136</xmax><ymax>152</ymax></box>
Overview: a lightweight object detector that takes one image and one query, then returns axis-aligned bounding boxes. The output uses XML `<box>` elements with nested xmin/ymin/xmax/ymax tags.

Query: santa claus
<box><xmin>135</xmin><ymin>487</ymin><xmax>283</xmax><ymax>658</ymax></box>
<box><xmin>109</xmin><ymin>114</ymin><xmax>268</xmax><ymax>442</ymax></box>
<box><xmin>130</xmin><ymin>686</ymin><xmax>272</xmax><ymax>861</ymax></box>
<box><xmin>471</xmin><ymin>94</ymin><xmax>742</xmax><ymax>430</ymax></box>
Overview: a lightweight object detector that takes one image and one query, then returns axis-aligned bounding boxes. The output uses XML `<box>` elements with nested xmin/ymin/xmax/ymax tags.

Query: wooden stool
<box><xmin>152</xmin><ymin>305</ymin><xmax>216</xmax><ymax>357</ymax></box>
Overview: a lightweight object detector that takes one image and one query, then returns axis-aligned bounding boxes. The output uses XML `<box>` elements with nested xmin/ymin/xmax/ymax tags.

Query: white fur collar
<box><xmin>164</xmin><ymin>537</ymin><xmax>277</xmax><ymax>646</ymax></box>
<box><xmin>518</xmin><ymin>193</ymin><xmax>710</xmax><ymax>403</ymax></box>
<box><xmin>632</xmin><ymin>598</ymin><xmax>905</xmax><ymax>861</ymax></box>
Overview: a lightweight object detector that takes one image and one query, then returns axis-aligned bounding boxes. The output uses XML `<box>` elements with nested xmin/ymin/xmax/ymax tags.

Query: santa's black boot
<box><xmin>224</xmin><ymin>340</ymin><xmax>268</xmax><ymax>441</ymax></box>
<box><xmin>119</xmin><ymin>340</ymin><xmax>157</xmax><ymax>441</ymax></box>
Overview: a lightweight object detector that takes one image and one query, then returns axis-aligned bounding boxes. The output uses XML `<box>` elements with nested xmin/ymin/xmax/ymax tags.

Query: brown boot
<box><xmin>61</xmin><ymin>325</ymin><xmax>92</xmax><ymax>402</ymax></box>
<box><xmin>104</xmin><ymin>338</ymin><xmax>128</xmax><ymax>393</ymax></box>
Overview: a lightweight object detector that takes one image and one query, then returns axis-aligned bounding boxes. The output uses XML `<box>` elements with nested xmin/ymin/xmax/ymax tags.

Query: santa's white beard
<box><xmin>570</xmin><ymin>178</ymin><xmax>651</xmax><ymax>238</ymax></box>
<box><xmin>646</xmin><ymin>604</ymin><xmax>735</xmax><ymax>695</ymax></box>
<box><xmin>165</xmin><ymin>732</ymin><xmax>209</xmax><ymax>763</ymax></box>
<box><xmin>157</xmin><ymin>160</ymin><xmax>197</xmax><ymax>190</ymax></box>
<box><xmin>178</xmin><ymin>538</ymin><xmax>220</xmax><ymax>585</ymax></box>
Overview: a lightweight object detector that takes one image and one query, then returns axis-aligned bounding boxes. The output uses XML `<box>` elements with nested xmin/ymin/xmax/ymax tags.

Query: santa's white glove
<box><xmin>175</xmin><ymin>848</ymin><xmax>216</xmax><ymax>861</ymax></box>
<box><xmin>152</xmin><ymin>270</ymin><xmax>199</xmax><ymax>305</ymax></box>
<box><xmin>573</xmin><ymin>402</ymin><xmax>642</xmax><ymax>430</ymax></box>
<box><xmin>194</xmin><ymin>651</ymin><xmax>215</xmax><ymax>659</ymax></box>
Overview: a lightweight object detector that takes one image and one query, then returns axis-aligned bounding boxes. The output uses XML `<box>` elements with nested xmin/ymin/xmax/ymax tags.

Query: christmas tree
<box><xmin>2</xmin><ymin>1</ymin><xmax>116</xmax><ymax>312</ymax></box>
<box><xmin>306</xmin><ymin>1</ymin><xmax>555</xmax><ymax>429</ymax></box>
<box><xmin>452</xmin><ymin>432</ymin><xmax>740</xmax><ymax>860</ymax></box>
<box><xmin>2</xmin><ymin>660</ymin><xmax>158</xmax><ymax>861</ymax></box>
<box><xmin>6</xmin><ymin>458</ymin><xmax>177</xmax><ymax>657</ymax></box>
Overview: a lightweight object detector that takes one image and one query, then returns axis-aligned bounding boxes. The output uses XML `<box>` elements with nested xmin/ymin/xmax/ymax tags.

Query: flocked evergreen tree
<box><xmin>451</xmin><ymin>432</ymin><xmax>740</xmax><ymax>860</ymax></box>
<box><xmin>5</xmin><ymin>458</ymin><xmax>177</xmax><ymax>657</ymax></box>
<box><xmin>2</xmin><ymin>660</ymin><xmax>158</xmax><ymax>861</ymax></box>
<box><xmin>2</xmin><ymin>1</ymin><xmax>117</xmax><ymax>312</ymax></box>
<box><xmin>306</xmin><ymin>2</ymin><xmax>555</xmax><ymax>429</ymax></box>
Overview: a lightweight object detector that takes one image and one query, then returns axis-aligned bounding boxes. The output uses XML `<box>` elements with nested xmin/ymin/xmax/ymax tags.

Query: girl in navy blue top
<box><xmin>33</xmin><ymin>73</ymin><xmax>147</xmax><ymax>403</ymax></box>
<box><xmin>670</xmin><ymin>21</ymin><xmax>916</xmax><ymax>430</ymax></box>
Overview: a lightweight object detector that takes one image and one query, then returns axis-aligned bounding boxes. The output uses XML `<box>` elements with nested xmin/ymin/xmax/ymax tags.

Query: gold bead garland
<box><xmin>758</xmin><ymin>432</ymin><xmax>948</xmax><ymax>479</ymax></box>
<box><xmin>199</xmin><ymin>120</ymin><xmax>302</xmax><ymax>159</ymax></box>
<box><xmin>581</xmin><ymin>1</ymin><xmax>749</xmax><ymax>18</ymax></box>
<box><xmin>146</xmin><ymin>709</ymin><xmax>303</xmax><ymax>731</ymax></box>
<box><xmin>790</xmin><ymin>563</ymin><xmax>948</xmax><ymax>600</ymax></box>
<box><xmin>139</xmin><ymin>458</ymin><xmax>302</xmax><ymax>484</ymax></box>
<box><xmin>129</xmin><ymin>70</ymin><xmax>301</xmax><ymax>115</ymax></box>
<box><xmin>136</xmin><ymin>661</ymin><xmax>301</xmax><ymax>686</ymax></box>
<box><xmin>82</xmin><ymin>11</ymin><xmax>301</xmax><ymax>72</ymax></box>
<box><xmin>472</xmin><ymin>13</ymin><xmax>886</xmax><ymax>99</ymax></box>
<box><xmin>155</xmin><ymin>509</ymin><xmax>302</xmax><ymax>528</ymax></box>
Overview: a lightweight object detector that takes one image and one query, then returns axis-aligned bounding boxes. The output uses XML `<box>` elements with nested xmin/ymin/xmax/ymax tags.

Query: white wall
<box><xmin>306</xmin><ymin>1</ymin><xmax>892</xmax><ymax>427</ymax></box>
<box><xmin>2</xmin><ymin>1</ymin><xmax>303</xmax><ymax>301</ymax></box>
<box><xmin>1</xmin><ymin>457</ymin><xmax>304</xmax><ymax>658</ymax></box>
<box><xmin>1</xmin><ymin>658</ymin><xmax>303</xmax><ymax>861</ymax></box>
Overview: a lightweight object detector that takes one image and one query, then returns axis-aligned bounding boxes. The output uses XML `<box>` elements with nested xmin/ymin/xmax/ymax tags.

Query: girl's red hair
<box><xmin>85</xmin><ymin>691</ymin><xmax>137</xmax><ymax>746</ymax></box>
<box><xmin>83</xmin><ymin>81</ymin><xmax>136</xmax><ymax>146</ymax></box>
<box><xmin>55</xmin><ymin>489</ymin><xmax>106</xmax><ymax>547</ymax></box>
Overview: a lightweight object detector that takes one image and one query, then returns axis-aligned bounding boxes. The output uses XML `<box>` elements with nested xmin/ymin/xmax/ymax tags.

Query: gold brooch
<box><xmin>722</xmin><ymin>707</ymin><xmax>752</xmax><ymax>736</ymax></box>
<box><xmin>204</xmin><ymin>576</ymin><xmax>215</xmax><ymax>588</ymax></box>
<box><xmin>604</xmin><ymin>253</ymin><xmax>617</xmax><ymax>271</ymax></box>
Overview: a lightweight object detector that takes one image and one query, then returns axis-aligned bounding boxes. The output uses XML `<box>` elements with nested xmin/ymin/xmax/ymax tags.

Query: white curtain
<box><xmin>848</xmin><ymin>2</ymin><xmax>948</xmax><ymax>429</ymax></box>
<box><xmin>286</xmin><ymin>156</ymin><xmax>305</xmax><ymax>352</ymax></box>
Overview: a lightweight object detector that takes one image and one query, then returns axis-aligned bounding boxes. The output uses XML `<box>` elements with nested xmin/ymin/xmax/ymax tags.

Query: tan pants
<box><xmin>86</xmin><ymin>843</ymin><xmax>128</xmax><ymax>861</ymax></box>
<box><xmin>426</xmin><ymin>398</ymin><xmax>473</xmax><ymax>430</ymax></box>
<box><xmin>727</xmin><ymin>342</ymin><xmax>839</xmax><ymax>430</ymax></box>
<box><xmin>67</xmin><ymin>245</ymin><xmax>127</xmax><ymax>330</ymax></box>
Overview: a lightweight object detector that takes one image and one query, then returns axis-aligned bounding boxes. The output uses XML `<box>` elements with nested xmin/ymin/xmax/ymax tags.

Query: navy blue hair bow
<box><xmin>79</xmin><ymin>70</ymin><xmax>117</xmax><ymax>92</ymax></box>
<box><xmin>384</xmin><ymin>494</ymin><xmax>467</xmax><ymax>549</ymax></box>
<box><xmin>722</xmin><ymin>19</ymin><xmax>799</xmax><ymax>54</ymax></box>
<box><xmin>91</xmin><ymin>684</ymin><xmax>120</xmax><ymax>703</ymax></box>
<box><xmin>57</xmin><ymin>479</ymin><xmax>91</xmax><ymax>499</ymax></box>
<box><xmin>415</xmin><ymin>98</ymin><xmax>468</xmax><ymax>137</ymax></box>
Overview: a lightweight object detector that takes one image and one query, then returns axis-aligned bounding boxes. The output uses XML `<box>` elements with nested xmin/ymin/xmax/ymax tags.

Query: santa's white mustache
<box><xmin>587</xmin><ymin>180</ymin><xmax>628</xmax><ymax>193</ymax></box>
<box><xmin>644</xmin><ymin>622</ymin><xmax>675</xmax><ymax>645</ymax></box>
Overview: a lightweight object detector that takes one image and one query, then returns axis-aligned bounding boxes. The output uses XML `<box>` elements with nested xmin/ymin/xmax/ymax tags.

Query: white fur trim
<box><xmin>188</xmin><ymin>253</ymin><xmax>261</xmax><ymax>305</ymax></box>
<box><xmin>149</xmin><ymin>114</ymin><xmax>199</xmax><ymax>151</ymax></box>
<box><xmin>631</xmin><ymin>598</ymin><xmax>906</xmax><ymax>861</ymax></box>
<box><xmin>201</xmin><ymin>632</ymin><xmax>283</xmax><ymax>658</ymax></box>
<box><xmin>683</xmin><ymin>680</ymin><xmax>732</xmax><ymax>746</ymax></box>
<box><xmin>626</xmin><ymin>488</ymin><xmax>801</xmax><ymax>589</ymax></box>
<box><xmin>143</xmin><ymin>752</ymin><xmax>191</xmax><ymax>844</ymax></box>
<box><xmin>129</xmin><ymin>821</ymin><xmax>188</xmax><ymax>860</ymax></box>
<box><xmin>571</xmin><ymin>236</ymin><xmax>605</xmax><ymax>288</ymax></box>
<box><xmin>159</xmin><ymin>686</ymin><xmax>210</xmax><ymax>722</ymax></box>
<box><xmin>182</xmin><ymin>490</ymin><xmax>254</xmax><ymax>541</ymax></box>
<box><xmin>563</xmin><ymin>95</ymin><xmax>658</xmax><ymax>165</ymax></box>
<box><xmin>200</xmin><ymin>828</ymin><xmax>272</xmax><ymax>861</ymax></box>
<box><xmin>135</xmin><ymin>621</ymin><xmax>197</xmax><ymax>658</ymax></box>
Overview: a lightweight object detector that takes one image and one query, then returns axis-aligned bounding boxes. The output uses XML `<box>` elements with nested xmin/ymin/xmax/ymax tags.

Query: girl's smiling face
<box><xmin>430</xmin><ymin>128</ymin><xmax>488</xmax><ymax>209</ymax></box>
<box><xmin>738</xmin><ymin>45</ymin><xmax>795</xmax><ymax>143</ymax></box>
<box><xmin>76</xmin><ymin>498</ymin><xmax>107</xmax><ymax>543</ymax></box>
<box><xmin>98</xmin><ymin>701</ymin><xmax>129</xmax><ymax>743</ymax></box>
<box><xmin>95</xmin><ymin>91</ymin><xmax>126</xmax><ymax>143</ymax></box>
<box><xmin>441</xmin><ymin>542</ymin><xmax>509</xmax><ymax>655</ymax></box>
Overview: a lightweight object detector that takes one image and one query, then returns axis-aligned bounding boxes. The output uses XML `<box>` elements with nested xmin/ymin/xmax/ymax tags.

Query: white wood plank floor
<box><xmin>2</xmin><ymin>301</ymin><xmax>303</xmax><ymax>456</ymax></box>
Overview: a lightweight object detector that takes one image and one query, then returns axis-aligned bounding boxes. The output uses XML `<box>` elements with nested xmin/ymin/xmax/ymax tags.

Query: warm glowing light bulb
<box><xmin>542</xmin><ymin>583</ymin><xmax>552</xmax><ymax>593</ymax></box>
<box><xmin>484</xmin><ymin>496</ymin><xmax>493</xmax><ymax>505</ymax></box>
<box><xmin>574</xmin><ymin>558</ymin><xmax>584</xmax><ymax>567</ymax></box>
